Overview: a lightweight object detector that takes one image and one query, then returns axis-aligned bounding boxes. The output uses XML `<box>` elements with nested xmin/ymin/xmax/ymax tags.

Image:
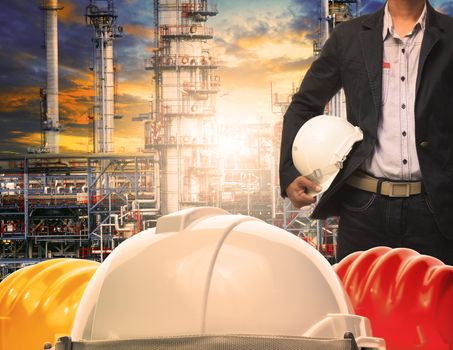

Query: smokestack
<box><xmin>41</xmin><ymin>0</ymin><xmax>62</xmax><ymax>153</ymax></box>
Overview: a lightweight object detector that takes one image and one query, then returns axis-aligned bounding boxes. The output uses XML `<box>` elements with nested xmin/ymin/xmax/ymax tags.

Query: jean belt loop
<box><xmin>376</xmin><ymin>178</ymin><xmax>383</xmax><ymax>195</ymax></box>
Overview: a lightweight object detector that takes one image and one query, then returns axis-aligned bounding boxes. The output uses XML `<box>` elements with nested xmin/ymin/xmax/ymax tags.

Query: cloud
<box><xmin>11</xmin><ymin>0</ymin><xmax>451</xmax><ymax>154</ymax></box>
<box><xmin>0</xmin><ymin>125</ymin><xmax>43</xmax><ymax>154</ymax></box>
<box><xmin>9</xmin><ymin>132</ymin><xmax>41</xmax><ymax>148</ymax></box>
<box><xmin>59</xmin><ymin>1</ymin><xmax>86</xmax><ymax>25</ymax></box>
<box><xmin>220</xmin><ymin>54</ymin><xmax>311</xmax><ymax>87</ymax></box>
<box><xmin>434</xmin><ymin>0</ymin><xmax>453</xmax><ymax>14</ymax></box>
<box><xmin>112</xmin><ymin>135</ymin><xmax>144</xmax><ymax>153</ymax></box>
<box><xmin>123</xmin><ymin>24</ymin><xmax>154</xmax><ymax>39</ymax></box>
<box><xmin>58</xmin><ymin>134</ymin><xmax>90</xmax><ymax>153</ymax></box>
<box><xmin>213</xmin><ymin>5</ymin><xmax>314</xmax><ymax>72</ymax></box>
<box><xmin>360</xmin><ymin>0</ymin><xmax>385</xmax><ymax>14</ymax></box>
<box><xmin>0</xmin><ymin>2</ymin><xmax>46</xmax><ymax>92</ymax></box>
<box><xmin>287</xmin><ymin>0</ymin><xmax>320</xmax><ymax>39</ymax></box>
<box><xmin>0</xmin><ymin>87</ymin><xmax>40</xmax><ymax>113</ymax></box>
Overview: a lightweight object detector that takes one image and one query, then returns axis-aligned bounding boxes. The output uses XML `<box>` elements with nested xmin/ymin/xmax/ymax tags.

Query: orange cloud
<box><xmin>59</xmin><ymin>1</ymin><xmax>86</xmax><ymax>25</ymax></box>
<box><xmin>234</xmin><ymin>30</ymin><xmax>313</xmax><ymax>60</ymax></box>
<box><xmin>59</xmin><ymin>134</ymin><xmax>90</xmax><ymax>153</ymax></box>
<box><xmin>123</xmin><ymin>24</ymin><xmax>153</xmax><ymax>39</ymax></box>
<box><xmin>59</xmin><ymin>73</ymin><xmax>93</xmax><ymax>125</ymax></box>
<box><xmin>236</xmin><ymin>35</ymin><xmax>268</xmax><ymax>49</ymax></box>
<box><xmin>0</xmin><ymin>87</ymin><xmax>39</xmax><ymax>113</ymax></box>
<box><xmin>112</xmin><ymin>135</ymin><xmax>144</xmax><ymax>153</ymax></box>
<box><xmin>117</xmin><ymin>79</ymin><xmax>151</xmax><ymax>100</ymax></box>
<box><xmin>12</xmin><ymin>132</ymin><xmax>41</xmax><ymax>148</ymax></box>
<box><xmin>58</xmin><ymin>132</ymin><xmax>144</xmax><ymax>153</ymax></box>
<box><xmin>7</xmin><ymin>129</ymin><xmax>143</xmax><ymax>154</ymax></box>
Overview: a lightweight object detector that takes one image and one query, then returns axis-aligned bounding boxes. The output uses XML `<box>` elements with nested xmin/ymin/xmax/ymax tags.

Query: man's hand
<box><xmin>286</xmin><ymin>176</ymin><xmax>322</xmax><ymax>208</ymax></box>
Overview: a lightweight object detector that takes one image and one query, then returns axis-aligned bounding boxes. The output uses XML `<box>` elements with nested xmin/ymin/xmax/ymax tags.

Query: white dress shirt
<box><xmin>362</xmin><ymin>3</ymin><xmax>426</xmax><ymax>180</ymax></box>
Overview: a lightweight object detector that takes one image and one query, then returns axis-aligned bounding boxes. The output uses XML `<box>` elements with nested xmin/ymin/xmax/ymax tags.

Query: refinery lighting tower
<box><xmin>40</xmin><ymin>0</ymin><xmax>63</xmax><ymax>153</ymax></box>
<box><xmin>146</xmin><ymin>0</ymin><xmax>219</xmax><ymax>214</ymax></box>
<box><xmin>86</xmin><ymin>0</ymin><xmax>122</xmax><ymax>153</ymax></box>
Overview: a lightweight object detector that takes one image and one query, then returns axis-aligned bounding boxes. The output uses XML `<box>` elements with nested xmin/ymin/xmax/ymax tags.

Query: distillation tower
<box><xmin>1</xmin><ymin>1</ymin><xmax>157</xmax><ymax>279</ymax></box>
<box><xmin>40</xmin><ymin>0</ymin><xmax>63</xmax><ymax>153</ymax></box>
<box><xmin>86</xmin><ymin>0</ymin><xmax>122</xmax><ymax>153</ymax></box>
<box><xmin>146</xmin><ymin>0</ymin><xmax>219</xmax><ymax>214</ymax></box>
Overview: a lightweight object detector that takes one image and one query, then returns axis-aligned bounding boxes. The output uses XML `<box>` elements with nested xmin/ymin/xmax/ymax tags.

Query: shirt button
<box><xmin>401</xmin><ymin>76</ymin><xmax>406</xmax><ymax>82</ymax></box>
<box><xmin>420</xmin><ymin>141</ymin><xmax>429</xmax><ymax>148</ymax></box>
<box><xmin>403</xmin><ymin>159</ymin><xmax>408</xmax><ymax>165</ymax></box>
<box><xmin>402</xmin><ymin>48</ymin><xmax>405</xmax><ymax>53</ymax></box>
<box><xmin>402</xmin><ymin>131</ymin><xmax>407</xmax><ymax>136</ymax></box>
<box><xmin>401</xmin><ymin>104</ymin><xmax>406</xmax><ymax>109</ymax></box>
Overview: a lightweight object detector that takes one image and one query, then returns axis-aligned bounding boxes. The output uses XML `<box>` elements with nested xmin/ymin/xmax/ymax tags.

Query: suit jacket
<box><xmin>279</xmin><ymin>2</ymin><xmax>453</xmax><ymax>239</ymax></box>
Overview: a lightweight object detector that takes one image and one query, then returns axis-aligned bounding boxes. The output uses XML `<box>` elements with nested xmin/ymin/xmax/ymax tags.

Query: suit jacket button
<box><xmin>420</xmin><ymin>141</ymin><xmax>429</xmax><ymax>148</ymax></box>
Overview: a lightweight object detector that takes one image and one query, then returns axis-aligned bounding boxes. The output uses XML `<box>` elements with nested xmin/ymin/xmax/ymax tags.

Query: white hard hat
<box><xmin>292</xmin><ymin>115</ymin><xmax>363</xmax><ymax>196</ymax></box>
<box><xmin>67</xmin><ymin>207</ymin><xmax>384</xmax><ymax>349</ymax></box>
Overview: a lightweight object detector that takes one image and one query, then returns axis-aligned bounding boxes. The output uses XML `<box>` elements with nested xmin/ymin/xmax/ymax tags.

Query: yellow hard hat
<box><xmin>0</xmin><ymin>258</ymin><xmax>99</xmax><ymax>350</ymax></box>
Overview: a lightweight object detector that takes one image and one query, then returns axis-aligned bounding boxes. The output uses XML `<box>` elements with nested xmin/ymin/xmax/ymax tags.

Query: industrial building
<box><xmin>143</xmin><ymin>0</ymin><xmax>278</xmax><ymax>221</ymax></box>
<box><xmin>144</xmin><ymin>0</ymin><xmax>220</xmax><ymax>214</ymax></box>
<box><xmin>3</xmin><ymin>1</ymin><xmax>453</xmax><ymax>349</ymax></box>
<box><xmin>0</xmin><ymin>0</ymin><xmax>360</xmax><ymax>278</ymax></box>
<box><xmin>0</xmin><ymin>153</ymin><xmax>157</xmax><ymax>275</ymax></box>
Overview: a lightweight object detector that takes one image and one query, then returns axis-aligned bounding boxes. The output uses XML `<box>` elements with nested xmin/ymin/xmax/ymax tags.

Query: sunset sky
<box><xmin>1</xmin><ymin>0</ymin><xmax>452</xmax><ymax>154</ymax></box>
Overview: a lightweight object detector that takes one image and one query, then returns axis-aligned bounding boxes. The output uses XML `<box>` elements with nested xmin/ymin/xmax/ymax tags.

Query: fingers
<box><xmin>295</xmin><ymin>176</ymin><xmax>322</xmax><ymax>193</ymax></box>
<box><xmin>289</xmin><ymin>193</ymin><xmax>316</xmax><ymax>209</ymax></box>
<box><xmin>286</xmin><ymin>176</ymin><xmax>322</xmax><ymax>209</ymax></box>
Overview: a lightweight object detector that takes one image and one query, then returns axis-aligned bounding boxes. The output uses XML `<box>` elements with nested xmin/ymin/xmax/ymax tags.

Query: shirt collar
<box><xmin>382</xmin><ymin>2</ymin><xmax>427</xmax><ymax>40</ymax></box>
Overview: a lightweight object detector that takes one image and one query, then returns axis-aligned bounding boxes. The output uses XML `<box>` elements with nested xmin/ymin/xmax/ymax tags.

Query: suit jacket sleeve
<box><xmin>279</xmin><ymin>29</ymin><xmax>343</xmax><ymax>197</ymax></box>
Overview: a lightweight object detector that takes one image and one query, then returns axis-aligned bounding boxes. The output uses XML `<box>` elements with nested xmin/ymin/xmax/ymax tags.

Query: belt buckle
<box><xmin>388</xmin><ymin>182</ymin><xmax>411</xmax><ymax>197</ymax></box>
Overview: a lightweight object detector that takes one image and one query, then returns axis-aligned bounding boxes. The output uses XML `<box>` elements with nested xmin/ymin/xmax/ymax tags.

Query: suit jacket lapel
<box><xmin>359</xmin><ymin>9</ymin><xmax>384</xmax><ymax>123</ymax></box>
<box><xmin>416</xmin><ymin>3</ymin><xmax>441</xmax><ymax>102</ymax></box>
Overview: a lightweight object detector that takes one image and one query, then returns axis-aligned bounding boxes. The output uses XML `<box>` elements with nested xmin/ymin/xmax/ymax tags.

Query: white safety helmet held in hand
<box><xmin>292</xmin><ymin>115</ymin><xmax>363</xmax><ymax>196</ymax></box>
<box><xmin>65</xmin><ymin>207</ymin><xmax>384</xmax><ymax>350</ymax></box>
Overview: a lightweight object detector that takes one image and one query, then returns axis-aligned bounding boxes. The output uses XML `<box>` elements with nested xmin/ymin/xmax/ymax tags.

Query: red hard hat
<box><xmin>334</xmin><ymin>247</ymin><xmax>453</xmax><ymax>350</ymax></box>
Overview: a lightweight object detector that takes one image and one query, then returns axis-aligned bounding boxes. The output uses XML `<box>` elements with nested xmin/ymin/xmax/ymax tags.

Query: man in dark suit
<box><xmin>279</xmin><ymin>0</ymin><xmax>453</xmax><ymax>264</ymax></box>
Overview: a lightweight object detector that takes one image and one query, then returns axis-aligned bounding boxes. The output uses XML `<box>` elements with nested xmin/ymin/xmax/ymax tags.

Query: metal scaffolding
<box><xmin>1</xmin><ymin>1</ymin><xmax>364</xmax><ymax>276</ymax></box>
<box><xmin>145</xmin><ymin>0</ymin><xmax>219</xmax><ymax>214</ymax></box>
<box><xmin>86</xmin><ymin>0</ymin><xmax>123</xmax><ymax>153</ymax></box>
<box><xmin>0</xmin><ymin>153</ymin><xmax>157</xmax><ymax>278</ymax></box>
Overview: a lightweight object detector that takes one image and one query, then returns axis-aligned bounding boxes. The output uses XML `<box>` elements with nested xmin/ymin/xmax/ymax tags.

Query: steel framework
<box><xmin>86</xmin><ymin>0</ymin><xmax>122</xmax><ymax>153</ymax></box>
<box><xmin>145</xmin><ymin>0</ymin><xmax>219</xmax><ymax>214</ymax></box>
<box><xmin>0</xmin><ymin>153</ymin><xmax>157</xmax><ymax>278</ymax></box>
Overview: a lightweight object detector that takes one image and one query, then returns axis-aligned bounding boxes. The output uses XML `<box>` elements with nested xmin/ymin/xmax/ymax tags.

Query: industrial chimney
<box><xmin>40</xmin><ymin>0</ymin><xmax>62</xmax><ymax>153</ymax></box>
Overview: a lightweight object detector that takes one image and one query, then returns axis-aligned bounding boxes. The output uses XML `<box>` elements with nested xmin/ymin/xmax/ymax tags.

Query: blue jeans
<box><xmin>336</xmin><ymin>185</ymin><xmax>453</xmax><ymax>265</ymax></box>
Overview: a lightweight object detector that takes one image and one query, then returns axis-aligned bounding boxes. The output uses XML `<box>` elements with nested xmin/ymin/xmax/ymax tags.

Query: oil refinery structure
<box><xmin>145</xmin><ymin>0</ymin><xmax>220</xmax><ymax>214</ymax></box>
<box><xmin>0</xmin><ymin>0</ymin><xmax>359</xmax><ymax>278</ymax></box>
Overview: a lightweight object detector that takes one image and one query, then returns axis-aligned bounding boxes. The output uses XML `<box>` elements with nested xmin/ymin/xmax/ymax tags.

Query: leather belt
<box><xmin>346</xmin><ymin>172</ymin><xmax>422</xmax><ymax>197</ymax></box>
